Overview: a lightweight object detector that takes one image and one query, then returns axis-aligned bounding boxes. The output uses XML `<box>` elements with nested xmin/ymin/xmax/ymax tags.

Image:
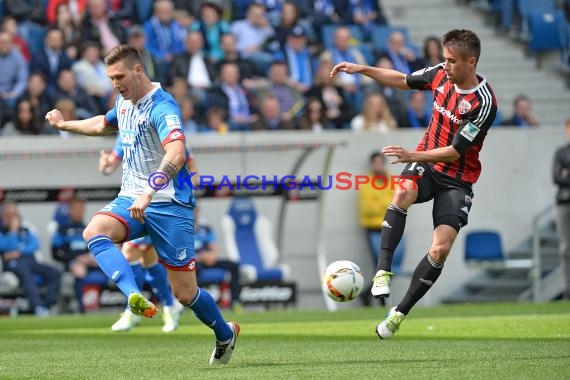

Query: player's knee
<box><xmin>429</xmin><ymin>242</ymin><xmax>452</xmax><ymax>262</ymax></box>
<box><xmin>392</xmin><ymin>186</ymin><xmax>417</xmax><ymax>208</ymax></box>
<box><xmin>173</xmin><ymin>286</ymin><xmax>198</xmax><ymax>305</ymax></box>
<box><xmin>141</xmin><ymin>249</ymin><xmax>158</xmax><ymax>267</ymax></box>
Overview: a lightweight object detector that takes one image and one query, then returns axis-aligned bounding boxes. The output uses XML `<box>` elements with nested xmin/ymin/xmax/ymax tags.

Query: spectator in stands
<box><xmin>260</xmin><ymin>61</ymin><xmax>304</xmax><ymax>119</ymax></box>
<box><xmin>501</xmin><ymin>94</ymin><xmax>540</xmax><ymax>128</ymax></box>
<box><xmin>80</xmin><ymin>0</ymin><xmax>125</xmax><ymax>55</ymax></box>
<box><xmin>126</xmin><ymin>25</ymin><xmax>158</xmax><ymax>82</ymax></box>
<box><xmin>273</xmin><ymin>2</ymin><xmax>314</xmax><ymax>50</ymax></box>
<box><xmin>374</xmin><ymin>30</ymin><xmax>417</xmax><ymax>75</ymax></box>
<box><xmin>358</xmin><ymin>151</ymin><xmax>393</xmax><ymax>306</ymax></box>
<box><xmin>4</xmin><ymin>0</ymin><xmax>46</xmax><ymax>46</ymax></box>
<box><xmin>251</xmin><ymin>93</ymin><xmax>296</xmax><ymax>131</ymax></box>
<box><xmin>51</xmin><ymin>3</ymin><xmax>84</xmax><ymax>61</ymax></box>
<box><xmin>167</xmin><ymin>77</ymin><xmax>191</xmax><ymax>103</ymax></box>
<box><xmin>230</xmin><ymin>3</ymin><xmax>275</xmax><ymax>73</ymax></box>
<box><xmin>1</xmin><ymin>99</ymin><xmax>43</xmax><ymax>136</ymax></box>
<box><xmin>1</xmin><ymin>16</ymin><xmax>31</xmax><ymax>63</ymax></box>
<box><xmin>208</xmin><ymin>62</ymin><xmax>256</xmax><ymax>131</ymax></box>
<box><xmin>18</xmin><ymin>72</ymin><xmax>52</xmax><ymax>131</ymax></box>
<box><xmin>305</xmin><ymin>59</ymin><xmax>354</xmax><ymax>129</ymax></box>
<box><xmin>281</xmin><ymin>26</ymin><xmax>317</xmax><ymax>93</ymax></box>
<box><xmin>170</xmin><ymin>31</ymin><xmax>215</xmax><ymax>104</ymax></box>
<box><xmin>350</xmin><ymin>92</ymin><xmax>397</xmax><ymax>133</ymax></box>
<box><xmin>365</xmin><ymin>57</ymin><xmax>408</xmax><ymax>127</ymax></box>
<box><xmin>49</xmin><ymin>69</ymin><xmax>101</xmax><ymax>118</ymax></box>
<box><xmin>215</xmin><ymin>33</ymin><xmax>266</xmax><ymax>91</ymax></box>
<box><xmin>0</xmin><ymin>31</ymin><xmax>29</xmax><ymax>125</ymax></box>
<box><xmin>203</xmin><ymin>106</ymin><xmax>230</xmax><ymax>134</ymax></box>
<box><xmin>320</xmin><ymin>26</ymin><xmax>373</xmax><ymax>111</ymax></box>
<box><xmin>418</xmin><ymin>36</ymin><xmax>444</xmax><ymax>68</ymax></box>
<box><xmin>190</xmin><ymin>2</ymin><xmax>230</xmax><ymax>62</ymax></box>
<box><xmin>295</xmin><ymin>0</ymin><xmax>345</xmax><ymax>37</ymax></box>
<box><xmin>552</xmin><ymin>117</ymin><xmax>570</xmax><ymax>300</ymax></box>
<box><xmin>403</xmin><ymin>91</ymin><xmax>429</xmax><ymax>129</ymax></box>
<box><xmin>0</xmin><ymin>202</ymin><xmax>61</xmax><ymax>317</ymax></box>
<box><xmin>194</xmin><ymin>206</ymin><xmax>242</xmax><ymax>311</ymax></box>
<box><xmin>52</xmin><ymin>98</ymin><xmax>78</xmax><ymax>137</ymax></box>
<box><xmin>46</xmin><ymin>0</ymin><xmax>87</xmax><ymax>25</ymax></box>
<box><xmin>72</xmin><ymin>41</ymin><xmax>113</xmax><ymax>108</ymax></box>
<box><xmin>51</xmin><ymin>197</ymin><xmax>102</xmax><ymax>313</ymax></box>
<box><xmin>179</xmin><ymin>96</ymin><xmax>201</xmax><ymax>136</ymax></box>
<box><xmin>298</xmin><ymin>97</ymin><xmax>334</xmax><ymax>132</ymax></box>
<box><xmin>348</xmin><ymin>0</ymin><xmax>387</xmax><ymax>40</ymax></box>
<box><xmin>30</xmin><ymin>26</ymin><xmax>74</xmax><ymax>90</ymax></box>
<box><xmin>143</xmin><ymin>0</ymin><xmax>186</xmax><ymax>84</ymax></box>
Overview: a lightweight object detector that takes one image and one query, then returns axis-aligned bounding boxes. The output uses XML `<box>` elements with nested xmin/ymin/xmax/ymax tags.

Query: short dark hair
<box><xmin>104</xmin><ymin>45</ymin><xmax>143</xmax><ymax>67</ymax></box>
<box><xmin>369</xmin><ymin>151</ymin><xmax>386</xmax><ymax>163</ymax></box>
<box><xmin>441</xmin><ymin>29</ymin><xmax>481</xmax><ymax>63</ymax></box>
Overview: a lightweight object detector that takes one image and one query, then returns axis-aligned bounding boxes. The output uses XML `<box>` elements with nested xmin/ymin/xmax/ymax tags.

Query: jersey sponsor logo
<box><xmin>459</xmin><ymin>122</ymin><xmax>480</xmax><ymax>142</ymax></box>
<box><xmin>459</xmin><ymin>99</ymin><xmax>472</xmax><ymax>114</ymax></box>
<box><xmin>121</xmin><ymin>108</ymin><xmax>127</xmax><ymax>115</ymax></box>
<box><xmin>165</xmin><ymin>114</ymin><xmax>181</xmax><ymax>130</ymax></box>
<box><xmin>433</xmin><ymin>100</ymin><xmax>461</xmax><ymax>125</ymax></box>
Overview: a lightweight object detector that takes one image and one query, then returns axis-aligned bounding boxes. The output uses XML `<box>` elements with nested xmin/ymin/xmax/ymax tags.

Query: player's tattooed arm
<box><xmin>157</xmin><ymin>159</ymin><xmax>179</xmax><ymax>179</ymax></box>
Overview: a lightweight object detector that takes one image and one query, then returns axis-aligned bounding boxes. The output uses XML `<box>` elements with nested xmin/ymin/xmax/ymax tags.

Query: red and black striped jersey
<box><xmin>406</xmin><ymin>63</ymin><xmax>497</xmax><ymax>184</ymax></box>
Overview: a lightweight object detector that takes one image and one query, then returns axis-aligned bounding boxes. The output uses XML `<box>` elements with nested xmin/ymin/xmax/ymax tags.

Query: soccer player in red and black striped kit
<box><xmin>331</xmin><ymin>29</ymin><xmax>497</xmax><ymax>338</ymax></box>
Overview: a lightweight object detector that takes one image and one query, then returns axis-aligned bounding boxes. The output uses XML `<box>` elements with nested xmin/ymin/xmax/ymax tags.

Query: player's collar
<box><xmin>135</xmin><ymin>83</ymin><xmax>161</xmax><ymax>106</ymax></box>
<box><xmin>454</xmin><ymin>73</ymin><xmax>486</xmax><ymax>94</ymax></box>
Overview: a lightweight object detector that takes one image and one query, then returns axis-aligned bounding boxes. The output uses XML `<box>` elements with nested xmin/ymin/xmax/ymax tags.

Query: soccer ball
<box><xmin>322</xmin><ymin>260</ymin><xmax>365</xmax><ymax>302</ymax></box>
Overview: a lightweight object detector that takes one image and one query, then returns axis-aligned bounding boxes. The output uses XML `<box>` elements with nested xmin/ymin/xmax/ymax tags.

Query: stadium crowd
<box><xmin>0</xmin><ymin>0</ymin><xmax>523</xmax><ymax>137</ymax></box>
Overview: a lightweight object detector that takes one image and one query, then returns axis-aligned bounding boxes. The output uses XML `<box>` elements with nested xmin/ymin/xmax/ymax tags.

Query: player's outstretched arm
<box><xmin>382</xmin><ymin>145</ymin><xmax>460</xmax><ymax>164</ymax></box>
<box><xmin>45</xmin><ymin>110</ymin><xmax>116</xmax><ymax>136</ymax></box>
<box><xmin>329</xmin><ymin>61</ymin><xmax>410</xmax><ymax>90</ymax></box>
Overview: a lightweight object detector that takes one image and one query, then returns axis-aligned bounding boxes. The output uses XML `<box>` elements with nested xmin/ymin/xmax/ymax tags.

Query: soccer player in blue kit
<box><xmin>45</xmin><ymin>45</ymin><xmax>239</xmax><ymax>365</ymax></box>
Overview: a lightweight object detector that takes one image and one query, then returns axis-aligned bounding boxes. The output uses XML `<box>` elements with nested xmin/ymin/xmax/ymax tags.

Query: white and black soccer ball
<box><xmin>322</xmin><ymin>260</ymin><xmax>365</xmax><ymax>302</ymax></box>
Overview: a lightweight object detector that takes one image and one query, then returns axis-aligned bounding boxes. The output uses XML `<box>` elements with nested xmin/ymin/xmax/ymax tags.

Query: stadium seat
<box><xmin>528</xmin><ymin>10</ymin><xmax>566</xmax><ymax>52</ymax></box>
<box><xmin>222</xmin><ymin>197</ymin><xmax>290</xmax><ymax>283</ymax></box>
<box><xmin>370</xmin><ymin>25</ymin><xmax>409</xmax><ymax>51</ymax></box>
<box><xmin>517</xmin><ymin>0</ymin><xmax>555</xmax><ymax>40</ymax></box>
<box><xmin>464</xmin><ymin>230</ymin><xmax>532</xmax><ymax>269</ymax></box>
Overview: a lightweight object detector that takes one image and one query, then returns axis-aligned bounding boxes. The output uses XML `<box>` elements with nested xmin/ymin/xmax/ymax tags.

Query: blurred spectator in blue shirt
<box><xmin>0</xmin><ymin>202</ymin><xmax>61</xmax><ymax>316</ymax></box>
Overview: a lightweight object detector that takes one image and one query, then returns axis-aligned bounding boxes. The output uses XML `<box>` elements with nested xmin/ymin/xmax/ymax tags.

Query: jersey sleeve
<box><xmin>405</xmin><ymin>63</ymin><xmax>444</xmax><ymax>91</ymax></box>
<box><xmin>104</xmin><ymin>107</ymin><xmax>119</xmax><ymax>129</ymax></box>
<box><xmin>150</xmin><ymin>100</ymin><xmax>186</xmax><ymax>146</ymax></box>
<box><xmin>452</xmin><ymin>97</ymin><xmax>497</xmax><ymax>154</ymax></box>
<box><xmin>112</xmin><ymin>135</ymin><xmax>124</xmax><ymax>160</ymax></box>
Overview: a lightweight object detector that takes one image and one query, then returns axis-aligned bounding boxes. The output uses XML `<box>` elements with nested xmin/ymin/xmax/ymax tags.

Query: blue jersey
<box><xmin>105</xmin><ymin>85</ymin><xmax>195</xmax><ymax>206</ymax></box>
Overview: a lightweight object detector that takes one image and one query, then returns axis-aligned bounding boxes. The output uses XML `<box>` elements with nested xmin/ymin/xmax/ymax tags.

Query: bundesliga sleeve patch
<box><xmin>460</xmin><ymin>122</ymin><xmax>480</xmax><ymax>142</ymax></box>
<box><xmin>165</xmin><ymin>114</ymin><xmax>181</xmax><ymax>130</ymax></box>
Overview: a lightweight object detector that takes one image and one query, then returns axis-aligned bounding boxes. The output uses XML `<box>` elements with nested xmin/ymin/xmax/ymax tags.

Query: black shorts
<box><xmin>401</xmin><ymin>162</ymin><xmax>474</xmax><ymax>232</ymax></box>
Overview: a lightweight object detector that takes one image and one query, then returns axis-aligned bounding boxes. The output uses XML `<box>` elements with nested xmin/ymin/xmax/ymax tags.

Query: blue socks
<box><xmin>145</xmin><ymin>263</ymin><xmax>174</xmax><ymax>306</ymax></box>
<box><xmin>187</xmin><ymin>288</ymin><xmax>233</xmax><ymax>342</ymax></box>
<box><xmin>131</xmin><ymin>262</ymin><xmax>146</xmax><ymax>289</ymax></box>
<box><xmin>87</xmin><ymin>235</ymin><xmax>140</xmax><ymax>296</ymax></box>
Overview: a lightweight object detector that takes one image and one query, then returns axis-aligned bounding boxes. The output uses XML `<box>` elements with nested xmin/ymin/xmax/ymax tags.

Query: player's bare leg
<box><xmin>377</xmin><ymin>225</ymin><xmax>457</xmax><ymax>338</ymax></box>
<box><xmin>167</xmin><ymin>268</ymin><xmax>239</xmax><ymax>365</ymax></box>
<box><xmin>372</xmin><ymin>178</ymin><xmax>418</xmax><ymax>298</ymax></box>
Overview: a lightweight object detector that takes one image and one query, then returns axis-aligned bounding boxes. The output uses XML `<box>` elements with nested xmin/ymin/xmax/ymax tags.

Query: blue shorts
<box><xmin>98</xmin><ymin>196</ymin><xmax>195</xmax><ymax>270</ymax></box>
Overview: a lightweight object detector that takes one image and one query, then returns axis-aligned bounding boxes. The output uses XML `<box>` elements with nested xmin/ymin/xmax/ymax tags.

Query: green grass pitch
<box><xmin>1</xmin><ymin>302</ymin><xmax>569</xmax><ymax>379</ymax></box>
